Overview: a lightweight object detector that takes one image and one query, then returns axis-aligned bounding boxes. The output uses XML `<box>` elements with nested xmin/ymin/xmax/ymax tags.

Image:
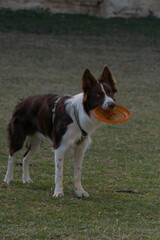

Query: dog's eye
<box><xmin>96</xmin><ymin>94</ymin><xmax>101</xmax><ymax>98</ymax></box>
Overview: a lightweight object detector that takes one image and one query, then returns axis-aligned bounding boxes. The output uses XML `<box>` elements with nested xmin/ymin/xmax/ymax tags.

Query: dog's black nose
<box><xmin>108</xmin><ymin>102</ymin><xmax>116</xmax><ymax>109</ymax></box>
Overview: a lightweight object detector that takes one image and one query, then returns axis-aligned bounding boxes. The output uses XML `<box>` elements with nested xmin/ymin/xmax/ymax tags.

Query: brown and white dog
<box><xmin>4</xmin><ymin>65</ymin><xmax>117</xmax><ymax>197</ymax></box>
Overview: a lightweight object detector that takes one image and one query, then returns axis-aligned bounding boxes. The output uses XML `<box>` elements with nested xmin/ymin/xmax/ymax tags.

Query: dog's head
<box><xmin>82</xmin><ymin>65</ymin><xmax>117</xmax><ymax>114</ymax></box>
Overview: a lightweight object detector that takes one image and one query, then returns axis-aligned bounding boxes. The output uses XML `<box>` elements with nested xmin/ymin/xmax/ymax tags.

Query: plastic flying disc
<box><xmin>94</xmin><ymin>105</ymin><xmax>131</xmax><ymax>123</ymax></box>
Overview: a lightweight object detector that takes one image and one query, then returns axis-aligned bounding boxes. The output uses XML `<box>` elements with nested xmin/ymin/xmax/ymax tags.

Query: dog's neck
<box><xmin>66</xmin><ymin>93</ymin><xmax>101</xmax><ymax>135</ymax></box>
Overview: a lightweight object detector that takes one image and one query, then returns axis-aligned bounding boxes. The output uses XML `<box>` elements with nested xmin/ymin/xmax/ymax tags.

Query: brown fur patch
<box><xmin>82</xmin><ymin>68</ymin><xmax>97</xmax><ymax>92</ymax></box>
<box><xmin>7</xmin><ymin>94</ymin><xmax>72</xmax><ymax>154</ymax></box>
<box><xmin>52</xmin><ymin>96</ymin><xmax>73</xmax><ymax>149</ymax></box>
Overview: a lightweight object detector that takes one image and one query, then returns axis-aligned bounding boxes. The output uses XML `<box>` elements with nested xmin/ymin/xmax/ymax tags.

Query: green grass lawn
<box><xmin>0</xmin><ymin>9</ymin><xmax>160</xmax><ymax>240</ymax></box>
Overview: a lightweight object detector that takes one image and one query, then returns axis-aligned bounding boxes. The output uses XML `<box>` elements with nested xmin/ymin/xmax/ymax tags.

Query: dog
<box><xmin>4</xmin><ymin>65</ymin><xmax>117</xmax><ymax>197</ymax></box>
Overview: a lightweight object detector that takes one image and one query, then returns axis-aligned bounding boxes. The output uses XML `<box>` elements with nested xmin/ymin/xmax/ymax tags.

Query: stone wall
<box><xmin>0</xmin><ymin>0</ymin><xmax>160</xmax><ymax>18</ymax></box>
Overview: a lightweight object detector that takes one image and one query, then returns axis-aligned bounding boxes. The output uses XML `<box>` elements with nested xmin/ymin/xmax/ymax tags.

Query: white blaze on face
<box><xmin>100</xmin><ymin>84</ymin><xmax>115</xmax><ymax>110</ymax></box>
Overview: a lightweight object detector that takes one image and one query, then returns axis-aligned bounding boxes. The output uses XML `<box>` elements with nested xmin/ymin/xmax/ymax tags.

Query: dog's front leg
<box><xmin>74</xmin><ymin>142</ymin><xmax>89</xmax><ymax>198</ymax></box>
<box><xmin>53</xmin><ymin>149</ymin><xmax>64</xmax><ymax>197</ymax></box>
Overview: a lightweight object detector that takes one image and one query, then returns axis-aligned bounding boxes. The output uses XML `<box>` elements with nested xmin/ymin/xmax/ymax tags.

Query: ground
<box><xmin>0</xmin><ymin>10</ymin><xmax>160</xmax><ymax>240</ymax></box>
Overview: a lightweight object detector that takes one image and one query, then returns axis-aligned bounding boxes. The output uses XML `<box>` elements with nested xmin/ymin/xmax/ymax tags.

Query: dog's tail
<box><xmin>7</xmin><ymin>100</ymin><xmax>29</xmax><ymax>156</ymax></box>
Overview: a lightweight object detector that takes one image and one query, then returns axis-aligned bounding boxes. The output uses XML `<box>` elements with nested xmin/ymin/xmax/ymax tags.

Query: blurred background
<box><xmin>1</xmin><ymin>0</ymin><xmax>160</xmax><ymax>18</ymax></box>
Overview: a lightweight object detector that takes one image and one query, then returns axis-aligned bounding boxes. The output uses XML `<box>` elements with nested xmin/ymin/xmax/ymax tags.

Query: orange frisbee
<box><xmin>94</xmin><ymin>105</ymin><xmax>131</xmax><ymax>123</ymax></box>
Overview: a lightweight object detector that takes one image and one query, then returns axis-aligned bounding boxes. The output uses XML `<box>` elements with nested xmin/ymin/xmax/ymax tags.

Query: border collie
<box><xmin>4</xmin><ymin>65</ymin><xmax>117</xmax><ymax>197</ymax></box>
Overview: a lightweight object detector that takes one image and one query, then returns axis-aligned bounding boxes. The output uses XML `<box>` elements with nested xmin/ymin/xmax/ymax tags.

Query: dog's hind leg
<box><xmin>4</xmin><ymin>121</ymin><xmax>26</xmax><ymax>184</ymax></box>
<box><xmin>4</xmin><ymin>154</ymin><xmax>16</xmax><ymax>184</ymax></box>
<box><xmin>22</xmin><ymin>148</ymin><xmax>33</xmax><ymax>184</ymax></box>
<box><xmin>22</xmin><ymin>133</ymin><xmax>42</xmax><ymax>184</ymax></box>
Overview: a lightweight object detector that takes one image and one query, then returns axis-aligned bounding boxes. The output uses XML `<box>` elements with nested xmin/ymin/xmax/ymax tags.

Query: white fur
<box><xmin>101</xmin><ymin>84</ymin><xmax>115</xmax><ymax>109</ymax></box>
<box><xmin>66</xmin><ymin>93</ymin><xmax>101</xmax><ymax>135</ymax></box>
<box><xmin>4</xmin><ymin>155</ymin><xmax>15</xmax><ymax>184</ymax></box>
<box><xmin>53</xmin><ymin>93</ymin><xmax>95</xmax><ymax>197</ymax></box>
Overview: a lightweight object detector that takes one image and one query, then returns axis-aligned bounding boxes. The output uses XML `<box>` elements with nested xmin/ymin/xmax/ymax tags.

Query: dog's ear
<box><xmin>82</xmin><ymin>68</ymin><xmax>97</xmax><ymax>94</ymax></box>
<box><xmin>99</xmin><ymin>65</ymin><xmax>117</xmax><ymax>93</ymax></box>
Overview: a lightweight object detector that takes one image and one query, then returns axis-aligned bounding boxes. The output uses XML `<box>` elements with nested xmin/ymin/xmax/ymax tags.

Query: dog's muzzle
<box><xmin>107</xmin><ymin>101</ymin><xmax>116</xmax><ymax>110</ymax></box>
<box><xmin>101</xmin><ymin>100</ymin><xmax>116</xmax><ymax>110</ymax></box>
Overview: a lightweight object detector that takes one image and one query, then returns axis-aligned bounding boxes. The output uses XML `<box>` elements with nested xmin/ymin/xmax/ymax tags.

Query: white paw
<box><xmin>4</xmin><ymin>175</ymin><xmax>13</xmax><ymax>184</ymax></box>
<box><xmin>53</xmin><ymin>189</ymin><xmax>64</xmax><ymax>198</ymax></box>
<box><xmin>4</xmin><ymin>177</ymin><xmax>12</xmax><ymax>184</ymax></box>
<box><xmin>75</xmin><ymin>189</ymin><xmax>89</xmax><ymax>198</ymax></box>
<box><xmin>22</xmin><ymin>177</ymin><xmax>33</xmax><ymax>184</ymax></box>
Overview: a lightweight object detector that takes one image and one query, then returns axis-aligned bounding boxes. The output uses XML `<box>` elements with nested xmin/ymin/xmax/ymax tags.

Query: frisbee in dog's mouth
<box><xmin>94</xmin><ymin>105</ymin><xmax>131</xmax><ymax>123</ymax></box>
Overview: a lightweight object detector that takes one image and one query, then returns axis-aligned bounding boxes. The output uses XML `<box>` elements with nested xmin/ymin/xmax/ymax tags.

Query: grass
<box><xmin>0</xmin><ymin>9</ymin><xmax>160</xmax><ymax>240</ymax></box>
